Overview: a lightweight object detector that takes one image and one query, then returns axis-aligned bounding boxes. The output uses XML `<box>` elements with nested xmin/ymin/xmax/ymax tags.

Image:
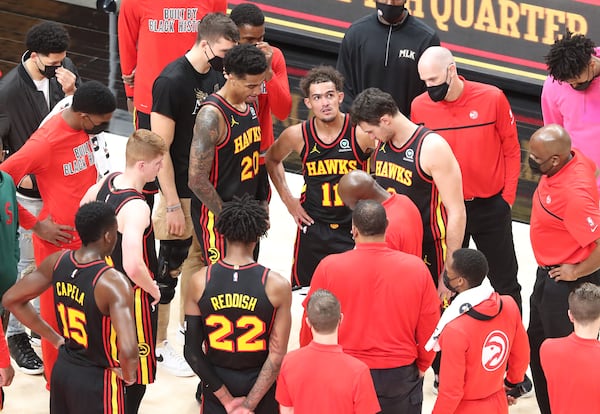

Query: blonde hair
<box><xmin>125</xmin><ymin>129</ymin><xmax>166</xmax><ymax>167</ymax></box>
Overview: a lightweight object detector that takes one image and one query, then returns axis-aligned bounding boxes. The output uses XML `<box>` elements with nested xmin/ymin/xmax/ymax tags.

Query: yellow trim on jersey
<box><xmin>110</xmin><ymin>369</ymin><xmax>119</xmax><ymax>413</ymax></box>
<box><xmin>206</xmin><ymin>210</ymin><xmax>220</xmax><ymax>264</ymax></box>
<box><xmin>434</xmin><ymin>196</ymin><xmax>448</xmax><ymax>261</ymax></box>
<box><xmin>134</xmin><ymin>288</ymin><xmax>149</xmax><ymax>383</ymax></box>
<box><xmin>110</xmin><ymin>323</ymin><xmax>118</xmax><ymax>362</ymax></box>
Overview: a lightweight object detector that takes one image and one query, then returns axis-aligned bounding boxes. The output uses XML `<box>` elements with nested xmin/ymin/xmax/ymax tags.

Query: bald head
<box><xmin>338</xmin><ymin>170</ymin><xmax>389</xmax><ymax>209</ymax></box>
<box><xmin>528</xmin><ymin>124</ymin><xmax>572</xmax><ymax>176</ymax></box>
<box><xmin>419</xmin><ymin>46</ymin><xmax>454</xmax><ymax>75</ymax></box>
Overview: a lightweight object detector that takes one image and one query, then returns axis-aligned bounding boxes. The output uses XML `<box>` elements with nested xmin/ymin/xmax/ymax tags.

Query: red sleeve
<box><xmin>117</xmin><ymin>0</ymin><xmax>140</xmax><ymax>98</ymax></box>
<box><xmin>495</xmin><ymin>91</ymin><xmax>520</xmax><ymax>205</ymax></box>
<box><xmin>432</xmin><ymin>326</ymin><xmax>467</xmax><ymax>414</ymax></box>
<box><xmin>265</xmin><ymin>48</ymin><xmax>291</xmax><ymax>121</ymax></box>
<box><xmin>354</xmin><ymin>367</ymin><xmax>381</xmax><ymax>414</ymax></box>
<box><xmin>505</xmin><ymin>298</ymin><xmax>530</xmax><ymax>384</ymax></box>
<box><xmin>0</xmin><ymin>137</ymin><xmax>50</xmax><ymax>229</ymax></box>
<box><xmin>415</xmin><ymin>270</ymin><xmax>440</xmax><ymax>372</ymax></box>
<box><xmin>0</xmin><ymin>324</ymin><xmax>9</xmax><ymax>368</ymax></box>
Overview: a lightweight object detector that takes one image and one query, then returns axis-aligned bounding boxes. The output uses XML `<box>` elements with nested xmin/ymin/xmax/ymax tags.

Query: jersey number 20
<box><xmin>241</xmin><ymin>151</ymin><xmax>260</xmax><ymax>181</ymax></box>
<box><xmin>205</xmin><ymin>314</ymin><xmax>266</xmax><ymax>352</ymax></box>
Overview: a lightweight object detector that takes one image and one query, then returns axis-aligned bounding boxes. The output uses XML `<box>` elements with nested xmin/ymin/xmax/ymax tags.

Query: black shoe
<box><xmin>7</xmin><ymin>333</ymin><xmax>43</xmax><ymax>375</ymax></box>
<box><xmin>195</xmin><ymin>382</ymin><xmax>202</xmax><ymax>404</ymax></box>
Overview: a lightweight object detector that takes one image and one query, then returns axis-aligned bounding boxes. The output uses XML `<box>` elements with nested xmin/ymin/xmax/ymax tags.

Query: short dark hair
<box><xmin>71</xmin><ymin>80</ymin><xmax>117</xmax><ymax>115</ymax></box>
<box><xmin>350</xmin><ymin>88</ymin><xmax>399</xmax><ymax>125</ymax></box>
<box><xmin>197</xmin><ymin>13</ymin><xmax>240</xmax><ymax>44</ymax></box>
<box><xmin>76</xmin><ymin>202</ymin><xmax>117</xmax><ymax>246</ymax></box>
<box><xmin>569</xmin><ymin>283</ymin><xmax>600</xmax><ymax>324</ymax></box>
<box><xmin>307</xmin><ymin>289</ymin><xmax>341</xmax><ymax>334</ymax></box>
<box><xmin>545</xmin><ymin>31</ymin><xmax>596</xmax><ymax>81</ymax></box>
<box><xmin>26</xmin><ymin>21</ymin><xmax>70</xmax><ymax>55</ymax></box>
<box><xmin>450</xmin><ymin>248</ymin><xmax>489</xmax><ymax>287</ymax></box>
<box><xmin>352</xmin><ymin>200</ymin><xmax>388</xmax><ymax>236</ymax></box>
<box><xmin>299</xmin><ymin>66</ymin><xmax>344</xmax><ymax>98</ymax></box>
<box><xmin>215</xmin><ymin>194</ymin><xmax>269</xmax><ymax>244</ymax></box>
<box><xmin>224</xmin><ymin>44</ymin><xmax>267</xmax><ymax>77</ymax></box>
<box><xmin>230</xmin><ymin>3</ymin><xmax>265</xmax><ymax>27</ymax></box>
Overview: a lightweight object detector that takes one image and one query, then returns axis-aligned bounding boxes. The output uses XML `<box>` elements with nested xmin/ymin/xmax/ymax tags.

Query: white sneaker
<box><xmin>156</xmin><ymin>340</ymin><xmax>194</xmax><ymax>377</ymax></box>
<box><xmin>177</xmin><ymin>324</ymin><xmax>185</xmax><ymax>346</ymax></box>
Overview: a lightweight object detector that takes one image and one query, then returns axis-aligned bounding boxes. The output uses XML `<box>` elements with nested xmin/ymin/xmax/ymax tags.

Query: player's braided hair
<box><xmin>545</xmin><ymin>31</ymin><xmax>596</xmax><ymax>81</ymax></box>
<box><xmin>215</xmin><ymin>194</ymin><xmax>268</xmax><ymax>244</ymax></box>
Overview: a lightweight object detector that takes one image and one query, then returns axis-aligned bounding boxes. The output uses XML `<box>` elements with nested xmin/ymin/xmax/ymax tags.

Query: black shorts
<box><xmin>51</xmin><ymin>347</ymin><xmax>125</xmax><ymax>414</ymax></box>
<box><xmin>370</xmin><ymin>363</ymin><xmax>423</xmax><ymax>414</ymax></box>
<box><xmin>133</xmin><ymin>287</ymin><xmax>157</xmax><ymax>385</ymax></box>
<box><xmin>422</xmin><ymin>239</ymin><xmax>446</xmax><ymax>286</ymax></box>
<box><xmin>291</xmin><ymin>221</ymin><xmax>354</xmax><ymax>287</ymax></box>
<box><xmin>200</xmin><ymin>366</ymin><xmax>277</xmax><ymax>414</ymax></box>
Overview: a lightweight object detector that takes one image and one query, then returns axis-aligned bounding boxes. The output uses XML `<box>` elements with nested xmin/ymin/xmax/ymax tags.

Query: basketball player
<box><xmin>184</xmin><ymin>194</ymin><xmax>292</xmax><ymax>413</ymax></box>
<box><xmin>80</xmin><ymin>129</ymin><xmax>166</xmax><ymax>413</ymax></box>
<box><xmin>265</xmin><ymin>65</ymin><xmax>373</xmax><ymax>287</ymax></box>
<box><xmin>2</xmin><ymin>202</ymin><xmax>138</xmax><ymax>413</ymax></box>
<box><xmin>188</xmin><ymin>44</ymin><xmax>268</xmax><ymax>265</ymax></box>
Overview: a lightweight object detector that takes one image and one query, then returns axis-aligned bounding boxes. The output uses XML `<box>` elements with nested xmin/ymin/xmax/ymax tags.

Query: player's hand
<box><xmin>418</xmin><ymin>370</ymin><xmax>426</xmax><ymax>378</ymax></box>
<box><xmin>437</xmin><ymin>282</ymin><xmax>453</xmax><ymax>303</ymax></box>
<box><xmin>0</xmin><ymin>365</ymin><xmax>15</xmax><ymax>387</ymax></box>
<box><xmin>284</xmin><ymin>198</ymin><xmax>314</xmax><ymax>228</ymax></box>
<box><xmin>55</xmin><ymin>67</ymin><xmax>77</xmax><ymax>95</ymax></box>
<box><xmin>507</xmin><ymin>395</ymin><xmax>517</xmax><ymax>406</ymax></box>
<box><xmin>255</xmin><ymin>42</ymin><xmax>273</xmax><ymax>67</ymax></box>
<box><xmin>166</xmin><ymin>207</ymin><xmax>186</xmax><ymax>237</ymax></box>
<box><xmin>110</xmin><ymin>367</ymin><xmax>136</xmax><ymax>386</ymax></box>
<box><xmin>148</xmin><ymin>280</ymin><xmax>161</xmax><ymax>306</ymax></box>
<box><xmin>33</xmin><ymin>216</ymin><xmax>75</xmax><ymax>246</ymax></box>
<box><xmin>549</xmin><ymin>264</ymin><xmax>578</xmax><ymax>282</ymax></box>
<box><xmin>52</xmin><ymin>336</ymin><xmax>65</xmax><ymax>350</ymax></box>
<box><xmin>122</xmin><ymin>68</ymin><xmax>135</xmax><ymax>87</ymax></box>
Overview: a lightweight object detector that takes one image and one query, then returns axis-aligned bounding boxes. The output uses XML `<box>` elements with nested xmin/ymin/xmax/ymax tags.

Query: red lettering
<box><xmin>5</xmin><ymin>202</ymin><xmax>13</xmax><ymax>225</ymax></box>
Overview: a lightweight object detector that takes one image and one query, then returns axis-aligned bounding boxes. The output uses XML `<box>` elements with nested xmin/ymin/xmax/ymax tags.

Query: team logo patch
<box><xmin>208</xmin><ymin>247</ymin><xmax>221</xmax><ymax>264</ymax></box>
<box><xmin>310</xmin><ymin>144</ymin><xmax>321</xmax><ymax>154</ymax></box>
<box><xmin>250</xmin><ymin>106</ymin><xmax>257</xmax><ymax>120</ymax></box>
<box><xmin>379</xmin><ymin>143</ymin><xmax>387</xmax><ymax>153</ymax></box>
<box><xmin>481</xmin><ymin>330</ymin><xmax>509</xmax><ymax>372</ymax></box>
<box><xmin>469</xmin><ymin>110</ymin><xmax>478</xmax><ymax>120</ymax></box>
<box><xmin>231</xmin><ymin>115</ymin><xmax>240</xmax><ymax>127</ymax></box>
<box><xmin>339</xmin><ymin>139</ymin><xmax>351</xmax><ymax>152</ymax></box>
<box><xmin>138</xmin><ymin>342</ymin><xmax>150</xmax><ymax>357</ymax></box>
<box><xmin>403</xmin><ymin>148</ymin><xmax>414</xmax><ymax>163</ymax></box>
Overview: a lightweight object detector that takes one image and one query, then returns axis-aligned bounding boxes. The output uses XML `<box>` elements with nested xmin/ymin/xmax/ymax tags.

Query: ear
<box><xmin>304</xmin><ymin>97</ymin><xmax>312</xmax><ymax>110</ymax></box>
<box><xmin>337</xmin><ymin>91</ymin><xmax>344</xmax><ymax>104</ymax></box>
<box><xmin>305</xmin><ymin>316</ymin><xmax>312</xmax><ymax>329</ymax></box>
<box><xmin>380</xmin><ymin>114</ymin><xmax>392</xmax><ymax>126</ymax></box>
<box><xmin>568</xmin><ymin>309</ymin><xmax>574</xmax><ymax>324</ymax></box>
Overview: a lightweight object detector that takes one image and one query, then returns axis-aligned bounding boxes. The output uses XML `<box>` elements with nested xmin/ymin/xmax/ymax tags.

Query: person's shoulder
<box><xmin>156</xmin><ymin>57</ymin><xmax>188</xmax><ymax>81</ymax></box>
<box><xmin>405</xmin><ymin>14</ymin><xmax>437</xmax><ymax>36</ymax></box>
<box><xmin>347</xmin><ymin>13</ymin><xmax>377</xmax><ymax>31</ymax></box>
<box><xmin>0</xmin><ymin>65</ymin><xmax>25</xmax><ymax>96</ymax></box>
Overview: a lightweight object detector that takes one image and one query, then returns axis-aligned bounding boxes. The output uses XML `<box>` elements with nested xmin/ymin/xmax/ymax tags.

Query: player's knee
<box><xmin>156</xmin><ymin>239</ymin><xmax>192</xmax><ymax>304</ymax></box>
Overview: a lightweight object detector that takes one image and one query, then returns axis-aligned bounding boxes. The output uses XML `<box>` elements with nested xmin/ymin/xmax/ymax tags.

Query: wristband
<box><xmin>166</xmin><ymin>203</ymin><xmax>181</xmax><ymax>213</ymax></box>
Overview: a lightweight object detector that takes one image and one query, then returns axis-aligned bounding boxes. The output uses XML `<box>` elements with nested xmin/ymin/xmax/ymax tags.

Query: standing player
<box><xmin>81</xmin><ymin>130</ymin><xmax>165</xmax><ymax>414</ymax></box>
<box><xmin>427</xmin><ymin>249</ymin><xmax>529</xmax><ymax>413</ymax></box>
<box><xmin>184</xmin><ymin>194</ymin><xmax>292</xmax><ymax>413</ymax></box>
<box><xmin>265</xmin><ymin>66</ymin><xmax>373</xmax><ymax>287</ymax></box>
<box><xmin>338</xmin><ymin>169</ymin><xmax>423</xmax><ymax>256</ymax></box>
<box><xmin>350</xmin><ymin>87</ymin><xmax>465</xmax><ymax>299</ymax></box>
<box><xmin>2</xmin><ymin>202</ymin><xmax>139</xmax><ymax>414</ymax></box>
<box><xmin>150</xmin><ymin>13</ymin><xmax>238</xmax><ymax>377</ymax></box>
<box><xmin>188</xmin><ymin>44</ymin><xmax>268</xmax><ymax>265</ymax></box>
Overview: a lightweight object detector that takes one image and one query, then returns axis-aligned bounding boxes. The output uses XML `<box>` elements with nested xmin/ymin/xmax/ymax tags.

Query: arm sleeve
<box><xmin>495</xmin><ymin>91</ymin><xmax>521</xmax><ymax>205</ymax></box>
<box><xmin>265</xmin><ymin>49</ymin><xmax>291</xmax><ymax>121</ymax></box>
<box><xmin>541</xmin><ymin>78</ymin><xmax>563</xmax><ymax>126</ymax></box>
<box><xmin>0</xmin><ymin>324</ymin><xmax>9</xmax><ymax>368</ymax></box>
<box><xmin>415</xmin><ymin>270</ymin><xmax>440</xmax><ymax>372</ymax></box>
<box><xmin>432</xmin><ymin>327</ymin><xmax>467</xmax><ymax>414</ymax></box>
<box><xmin>117</xmin><ymin>0</ymin><xmax>140</xmax><ymax>98</ymax></box>
<box><xmin>183</xmin><ymin>315</ymin><xmax>224</xmax><ymax>392</ymax></box>
<box><xmin>0</xmin><ymin>137</ymin><xmax>49</xmax><ymax>229</ymax></box>
<box><xmin>505</xmin><ymin>301</ymin><xmax>530</xmax><ymax>384</ymax></box>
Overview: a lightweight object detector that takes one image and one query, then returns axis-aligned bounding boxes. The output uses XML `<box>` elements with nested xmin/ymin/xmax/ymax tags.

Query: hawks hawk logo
<box><xmin>481</xmin><ymin>330</ymin><xmax>509</xmax><ymax>372</ymax></box>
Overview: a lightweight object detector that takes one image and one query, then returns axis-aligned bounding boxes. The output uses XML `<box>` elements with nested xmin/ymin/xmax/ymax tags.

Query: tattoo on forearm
<box><xmin>245</xmin><ymin>357</ymin><xmax>281</xmax><ymax>409</ymax></box>
<box><xmin>189</xmin><ymin>107</ymin><xmax>223</xmax><ymax>215</ymax></box>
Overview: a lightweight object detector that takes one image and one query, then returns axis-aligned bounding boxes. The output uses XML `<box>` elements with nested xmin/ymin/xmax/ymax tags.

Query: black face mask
<box><xmin>208</xmin><ymin>55</ymin><xmax>224</xmax><ymax>73</ymax></box>
<box><xmin>528</xmin><ymin>156</ymin><xmax>552</xmax><ymax>175</ymax></box>
<box><xmin>37</xmin><ymin>57</ymin><xmax>61</xmax><ymax>79</ymax></box>
<box><xmin>442</xmin><ymin>270</ymin><xmax>458</xmax><ymax>293</ymax></box>
<box><xmin>376</xmin><ymin>3</ymin><xmax>406</xmax><ymax>24</ymax></box>
<box><xmin>427</xmin><ymin>82</ymin><xmax>450</xmax><ymax>102</ymax></box>
<box><xmin>571</xmin><ymin>76</ymin><xmax>597</xmax><ymax>91</ymax></box>
<box><xmin>84</xmin><ymin>116</ymin><xmax>109</xmax><ymax>135</ymax></box>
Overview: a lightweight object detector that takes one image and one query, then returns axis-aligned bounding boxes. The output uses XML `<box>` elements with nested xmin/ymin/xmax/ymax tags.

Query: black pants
<box><xmin>463</xmin><ymin>194</ymin><xmax>521</xmax><ymax>312</ymax></box>
<box><xmin>370</xmin><ymin>363</ymin><xmax>423</xmax><ymax>414</ymax></box>
<box><xmin>528</xmin><ymin>267</ymin><xmax>600</xmax><ymax>414</ymax></box>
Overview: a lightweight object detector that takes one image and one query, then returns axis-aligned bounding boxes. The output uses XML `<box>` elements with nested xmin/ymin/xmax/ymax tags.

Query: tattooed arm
<box><xmin>236</xmin><ymin>271</ymin><xmax>292</xmax><ymax>413</ymax></box>
<box><xmin>188</xmin><ymin>105</ymin><xmax>226</xmax><ymax>216</ymax></box>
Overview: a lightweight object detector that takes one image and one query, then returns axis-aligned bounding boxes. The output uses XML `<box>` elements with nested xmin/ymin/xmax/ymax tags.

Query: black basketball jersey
<box><xmin>199</xmin><ymin>94</ymin><xmax>262</xmax><ymax>203</ymax></box>
<box><xmin>96</xmin><ymin>172</ymin><xmax>158</xmax><ymax>279</ymax></box>
<box><xmin>300</xmin><ymin>114</ymin><xmax>368</xmax><ymax>224</ymax></box>
<box><xmin>374</xmin><ymin>125</ymin><xmax>446</xmax><ymax>244</ymax></box>
<box><xmin>198</xmin><ymin>261</ymin><xmax>275</xmax><ymax>370</ymax></box>
<box><xmin>53</xmin><ymin>250</ymin><xmax>119</xmax><ymax>368</ymax></box>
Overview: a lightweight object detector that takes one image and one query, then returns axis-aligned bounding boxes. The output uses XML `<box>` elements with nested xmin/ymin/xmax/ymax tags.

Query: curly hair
<box><xmin>26</xmin><ymin>21</ymin><xmax>70</xmax><ymax>55</ymax></box>
<box><xmin>545</xmin><ymin>31</ymin><xmax>596</xmax><ymax>81</ymax></box>
<box><xmin>76</xmin><ymin>202</ymin><xmax>117</xmax><ymax>246</ymax></box>
<box><xmin>299</xmin><ymin>65</ymin><xmax>344</xmax><ymax>98</ymax></box>
<box><xmin>450</xmin><ymin>248</ymin><xmax>489</xmax><ymax>287</ymax></box>
<box><xmin>230</xmin><ymin>3</ymin><xmax>265</xmax><ymax>27</ymax></box>
<box><xmin>223</xmin><ymin>44</ymin><xmax>267</xmax><ymax>77</ymax></box>
<box><xmin>215</xmin><ymin>194</ymin><xmax>268</xmax><ymax>244</ymax></box>
<box><xmin>72</xmin><ymin>80</ymin><xmax>117</xmax><ymax>115</ymax></box>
